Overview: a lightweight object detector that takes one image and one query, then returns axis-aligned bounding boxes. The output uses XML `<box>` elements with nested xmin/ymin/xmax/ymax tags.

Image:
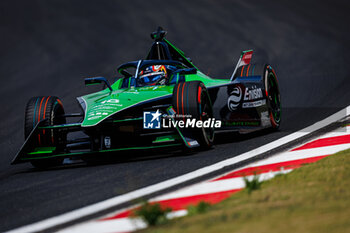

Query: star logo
<box><xmin>143</xmin><ymin>110</ymin><xmax>162</xmax><ymax>129</ymax></box>
<box><xmin>151</xmin><ymin>110</ymin><xmax>162</xmax><ymax>122</ymax></box>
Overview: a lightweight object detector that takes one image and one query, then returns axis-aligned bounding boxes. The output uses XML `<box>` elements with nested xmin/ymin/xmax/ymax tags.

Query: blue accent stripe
<box><xmin>252</xmin><ymin>65</ymin><xmax>255</xmax><ymax>76</ymax></box>
<box><xmin>236</xmin><ymin>75</ymin><xmax>261</xmax><ymax>81</ymax></box>
<box><xmin>33</xmin><ymin>97</ymin><xmax>40</xmax><ymax>128</ymax></box>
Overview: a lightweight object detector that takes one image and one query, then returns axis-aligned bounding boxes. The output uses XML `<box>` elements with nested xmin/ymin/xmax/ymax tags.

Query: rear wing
<box><xmin>230</xmin><ymin>50</ymin><xmax>253</xmax><ymax>81</ymax></box>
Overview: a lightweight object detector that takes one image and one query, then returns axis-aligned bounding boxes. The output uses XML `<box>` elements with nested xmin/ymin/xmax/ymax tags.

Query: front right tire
<box><xmin>172</xmin><ymin>81</ymin><xmax>215</xmax><ymax>148</ymax></box>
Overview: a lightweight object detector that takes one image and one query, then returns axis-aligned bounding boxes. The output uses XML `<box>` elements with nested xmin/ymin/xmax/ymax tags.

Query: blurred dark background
<box><xmin>0</xmin><ymin>0</ymin><xmax>350</xmax><ymax>231</ymax></box>
<box><xmin>1</xmin><ymin>1</ymin><xmax>350</xmax><ymax>160</ymax></box>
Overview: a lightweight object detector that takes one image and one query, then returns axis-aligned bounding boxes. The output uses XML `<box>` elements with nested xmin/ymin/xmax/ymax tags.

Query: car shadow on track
<box><xmin>18</xmin><ymin>128</ymin><xmax>278</xmax><ymax>173</ymax></box>
<box><xmin>214</xmin><ymin>128</ymin><xmax>276</xmax><ymax>145</ymax></box>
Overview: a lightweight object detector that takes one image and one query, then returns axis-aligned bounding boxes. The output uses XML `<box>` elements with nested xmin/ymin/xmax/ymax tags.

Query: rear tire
<box><xmin>25</xmin><ymin>96</ymin><xmax>66</xmax><ymax>168</ymax></box>
<box><xmin>235</xmin><ymin>64</ymin><xmax>281</xmax><ymax>130</ymax></box>
<box><xmin>263</xmin><ymin>65</ymin><xmax>281</xmax><ymax>130</ymax></box>
<box><xmin>172</xmin><ymin>81</ymin><xmax>214</xmax><ymax>148</ymax></box>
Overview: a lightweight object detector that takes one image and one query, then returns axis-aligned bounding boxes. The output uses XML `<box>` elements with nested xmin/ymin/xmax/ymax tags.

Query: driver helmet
<box><xmin>139</xmin><ymin>65</ymin><xmax>168</xmax><ymax>84</ymax></box>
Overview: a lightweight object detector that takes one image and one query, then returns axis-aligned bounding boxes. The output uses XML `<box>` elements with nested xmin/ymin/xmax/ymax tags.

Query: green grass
<box><xmin>186</xmin><ymin>201</ymin><xmax>211</xmax><ymax>216</ymax></box>
<box><xmin>139</xmin><ymin>149</ymin><xmax>350</xmax><ymax>233</ymax></box>
<box><xmin>133</xmin><ymin>202</ymin><xmax>172</xmax><ymax>226</ymax></box>
<box><xmin>243</xmin><ymin>174</ymin><xmax>262</xmax><ymax>194</ymax></box>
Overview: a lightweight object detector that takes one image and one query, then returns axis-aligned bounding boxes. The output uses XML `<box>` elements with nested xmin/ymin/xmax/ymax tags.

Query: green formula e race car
<box><xmin>12</xmin><ymin>27</ymin><xmax>281</xmax><ymax>168</ymax></box>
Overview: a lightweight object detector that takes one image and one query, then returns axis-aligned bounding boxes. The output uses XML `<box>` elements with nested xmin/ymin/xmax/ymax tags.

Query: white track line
<box><xmin>153</xmin><ymin>170</ymin><xmax>291</xmax><ymax>202</ymax></box>
<box><xmin>58</xmin><ymin>210</ymin><xmax>188</xmax><ymax>233</ymax></box>
<box><xmin>7</xmin><ymin>106</ymin><xmax>350</xmax><ymax>233</ymax></box>
<box><xmin>317</xmin><ymin>125</ymin><xmax>350</xmax><ymax>139</ymax></box>
<box><xmin>238</xmin><ymin>143</ymin><xmax>350</xmax><ymax>170</ymax></box>
<box><xmin>58</xmin><ymin>216</ymin><xmax>146</xmax><ymax>233</ymax></box>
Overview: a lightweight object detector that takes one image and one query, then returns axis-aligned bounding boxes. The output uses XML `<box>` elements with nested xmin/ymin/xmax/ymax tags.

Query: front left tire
<box><xmin>25</xmin><ymin>96</ymin><xmax>66</xmax><ymax>168</ymax></box>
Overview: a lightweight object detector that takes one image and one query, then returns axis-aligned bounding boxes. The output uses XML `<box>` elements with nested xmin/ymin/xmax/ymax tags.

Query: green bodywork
<box><xmin>21</xmin><ymin>143</ymin><xmax>183</xmax><ymax>161</ymax></box>
<box><xmin>12</xmin><ymin>33</ymin><xmax>238</xmax><ymax>165</ymax></box>
<box><xmin>79</xmin><ymin>71</ymin><xmax>229</xmax><ymax>127</ymax></box>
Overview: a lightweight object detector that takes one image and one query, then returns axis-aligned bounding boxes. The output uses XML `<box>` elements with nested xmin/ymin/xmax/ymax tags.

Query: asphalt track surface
<box><xmin>0</xmin><ymin>0</ymin><xmax>350</xmax><ymax>231</ymax></box>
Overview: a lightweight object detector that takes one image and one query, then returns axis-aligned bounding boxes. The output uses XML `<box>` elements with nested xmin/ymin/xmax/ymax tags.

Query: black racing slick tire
<box><xmin>24</xmin><ymin>96</ymin><xmax>66</xmax><ymax>168</ymax></box>
<box><xmin>235</xmin><ymin>64</ymin><xmax>281</xmax><ymax>130</ymax></box>
<box><xmin>172</xmin><ymin>81</ymin><xmax>215</xmax><ymax>148</ymax></box>
<box><xmin>263</xmin><ymin>65</ymin><xmax>281</xmax><ymax>130</ymax></box>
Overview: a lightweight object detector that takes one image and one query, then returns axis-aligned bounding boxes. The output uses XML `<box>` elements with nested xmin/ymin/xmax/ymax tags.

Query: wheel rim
<box><xmin>267</xmin><ymin>72</ymin><xmax>281</xmax><ymax>125</ymax></box>
<box><xmin>199</xmin><ymin>90</ymin><xmax>215</xmax><ymax>143</ymax></box>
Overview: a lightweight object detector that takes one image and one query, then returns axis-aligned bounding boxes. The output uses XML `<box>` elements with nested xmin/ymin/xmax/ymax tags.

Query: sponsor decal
<box><xmin>244</xmin><ymin>86</ymin><xmax>263</xmax><ymax>101</ymax></box>
<box><xmin>261</xmin><ymin>111</ymin><xmax>271</xmax><ymax>127</ymax></box>
<box><xmin>101</xmin><ymin>99</ymin><xmax>119</xmax><ymax>104</ymax></box>
<box><xmin>187</xmin><ymin>140</ymin><xmax>199</xmax><ymax>146</ymax></box>
<box><xmin>87</xmin><ymin>111</ymin><xmax>112</xmax><ymax>120</ymax></box>
<box><xmin>87</xmin><ymin>116</ymin><xmax>102</xmax><ymax>120</ymax></box>
<box><xmin>242</xmin><ymin>99</ymin><xmax>266</xmax><ymax>108</ymax></box>
<box><xmin>143</xmin><ymin>110</ymin><xmax>162</xmax><ymax>129</ymax></box>
<box><xmin>167</xmin><ymin>107</ymin><xmax>176</xmax><ymax>116</ymax></box>
<box><xmin>104</xmin><ymin>136</ymin><xmax>111</xmax><ymax>149</ymax></box>
<box><xmin>241</xmin><ymin>50</ymin><xmax>253</xmax><ymax>65</ymax></box>
<box><xmin>227</xmin><ymin>86</ymin><xmax>242</xmax><ymax>111</ymax></box>
<box><xmin>122</xmin><ymin>90</ymin><xmax>140</xmax><ymax>94</ymax></box>
<box><xmin>224</xmin><ymin>121</ymin><xmax>260</xmax><ymax>126</ymax></box>
<box><xmin>100</xmin><ymin>99</ymin><xmax>123</xmax><ymax>108</ymax></box>
<box><xmin>239</xmin><ymin>50</ymin><xmax>253</xmax><ymax>66</ymax></box>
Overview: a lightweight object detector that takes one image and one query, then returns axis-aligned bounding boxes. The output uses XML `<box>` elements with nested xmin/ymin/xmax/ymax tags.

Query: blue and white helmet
<box><xmin>139</xmin><ymin>65</ymin><xmax>168</xmax><ymax>84</ymax></box>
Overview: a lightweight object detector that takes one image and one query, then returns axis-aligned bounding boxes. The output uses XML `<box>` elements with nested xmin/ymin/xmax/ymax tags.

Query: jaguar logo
<box><xmin>227</xmin><ymin>86</ymin><xmax>242</xmax><ymax>111</ymax></box>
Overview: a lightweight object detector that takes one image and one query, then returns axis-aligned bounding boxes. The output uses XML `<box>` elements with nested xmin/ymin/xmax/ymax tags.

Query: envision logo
<box><xmin>244</xmin><ymin>87</ymin><xmax>263</xmax><ymax>100</ymax></box>
<box><xmin>227</xmin><ymin>86</ymin><xmax>242</xmax><ymax>111</ymax></box>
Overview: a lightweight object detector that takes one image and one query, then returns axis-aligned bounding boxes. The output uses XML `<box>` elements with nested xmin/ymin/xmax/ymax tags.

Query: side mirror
<box><xmin>85</xmin><ymin>77</ymin><xmax>112</xmax><ymax>91</ymax></box>
<box><xmin>178</xmin><ymin>68</ymin><xmax>197</xmax><ymax>75</ymax></box>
